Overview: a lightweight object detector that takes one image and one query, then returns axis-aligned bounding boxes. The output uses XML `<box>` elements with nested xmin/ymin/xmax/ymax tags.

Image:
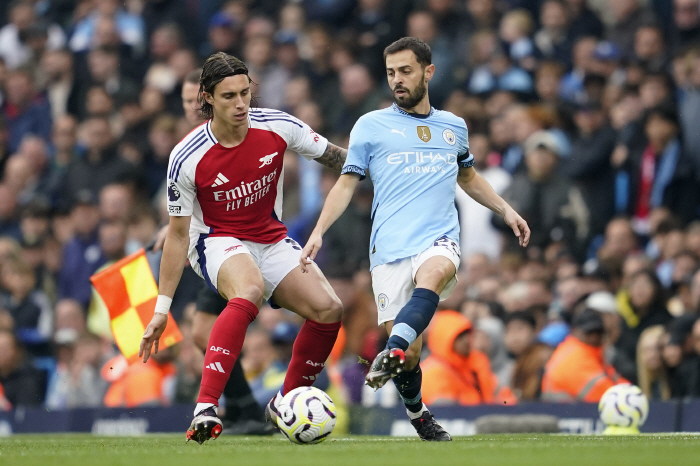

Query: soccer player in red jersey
<box><xmin>139</xmin><ymin>52</ymin><xmax>347</xmax><ymax>444</ymax></box>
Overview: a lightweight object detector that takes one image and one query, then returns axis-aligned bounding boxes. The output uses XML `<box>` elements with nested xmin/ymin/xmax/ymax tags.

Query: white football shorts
<box><xmin>188</xmin><ymin>235</ymin><xmax>303</xmax><ymax>301</ymax></box>
<box><xmin>371</xmin><ymin>236</ymin><xmax>461</xmax><ymax>325</ymax></box>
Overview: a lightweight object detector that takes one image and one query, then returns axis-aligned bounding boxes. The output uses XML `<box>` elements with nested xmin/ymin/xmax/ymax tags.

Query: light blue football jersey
<box><xmin>342</xmin><ymin>103</ymin><xmax>474</xmax><ymax>270</ymax></box>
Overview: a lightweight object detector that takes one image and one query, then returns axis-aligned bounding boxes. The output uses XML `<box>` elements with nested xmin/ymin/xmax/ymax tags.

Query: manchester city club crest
<box><xmin>443</xmin><ymin>129</ymin><xmax>456</xmax><ymax>145</ymax></box>
<box><xmin>378</xmin><ymin>293</ymin><xmax>389</xmax><ymax>311</ymax></box>
<box><xmin>417</xmin><ymin>126</ymin><xmax>431</xmax><ymax>142</ymax></box>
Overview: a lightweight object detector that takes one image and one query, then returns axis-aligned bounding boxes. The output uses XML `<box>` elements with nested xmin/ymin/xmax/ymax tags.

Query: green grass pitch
<box><xmin>1</xmin><ymin>434</ymin><xmax>700</xmax><ymax>466</ymax></box>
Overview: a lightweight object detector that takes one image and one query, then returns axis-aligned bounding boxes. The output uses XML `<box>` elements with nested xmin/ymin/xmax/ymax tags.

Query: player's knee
<box><xmin>420</xmin><ymin>265</ymin><xmax>453</xmax><ymax>291</ymax></box>
<box><xmin>313</xmin><ymin>295</ymin><xmax>343</xmax><ymax>323</ymax></box>
<box><xmin>238</xmin><ymin>285</ymin><xmax>264</xmax><ymax>308</ymax></box>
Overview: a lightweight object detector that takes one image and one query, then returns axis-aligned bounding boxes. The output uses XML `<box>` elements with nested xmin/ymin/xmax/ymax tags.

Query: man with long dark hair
<box><xmin>139</xmin><ymin>52</ymin><xmax>347</xmax><ymax>444</ymax></box>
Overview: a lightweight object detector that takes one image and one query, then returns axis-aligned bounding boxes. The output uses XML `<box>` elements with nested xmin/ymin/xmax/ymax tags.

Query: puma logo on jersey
<box><xmin>391</xmin><ymin>128</ymin><xmax>406</xmax><ymax>137</ymax></box>
<box><xmin>259</xmin><ymin>152</ymin><xmax>278</xmax><ymax>167</ymax></box>
<box><xmin>211</xmin><ymin>173</ymin><xmax>230</xmax><ymax>187</ymax></box>
<box><xmin>206</xmin><ymin>362</ymin><xmax>226</xmax><ymax>373</ymax></box>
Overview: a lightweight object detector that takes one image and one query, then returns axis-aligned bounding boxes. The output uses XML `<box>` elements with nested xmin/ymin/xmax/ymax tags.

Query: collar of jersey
<box><xmin>391</xmin><ymin>103</ymin><xmax>435</xmax><ymax>119</ymax></box>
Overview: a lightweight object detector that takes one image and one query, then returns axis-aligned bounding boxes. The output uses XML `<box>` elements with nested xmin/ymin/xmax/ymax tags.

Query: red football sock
<box><xmin>282</xmin><ymin>320</ymin><xmax>341</xmax><ymax>395</ymax></box>
<box><xmin>197</xmin><ymin>298</ymin><xmax>259</xmax><ymax>405</ymax></box>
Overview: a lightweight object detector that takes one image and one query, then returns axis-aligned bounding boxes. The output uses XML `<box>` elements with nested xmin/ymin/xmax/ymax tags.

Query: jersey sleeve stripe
<box><xmin>205</xmin><ymin>121</ymin><xmax>216</xmax><ymax>144</ymax></box>
<box><xmin>169</xmin><ymin>131</ymin><xmax>206</xmax><ymax>179</ymax></box>
<box><xmin>249</xmin><ymin>116</ymin><xmax>303</xmax><ymax>128</ymax></box>
<box><xmin>172</xmin><ymin>137</ymin><xmax>209</xmax><ymax>181</ymax></box>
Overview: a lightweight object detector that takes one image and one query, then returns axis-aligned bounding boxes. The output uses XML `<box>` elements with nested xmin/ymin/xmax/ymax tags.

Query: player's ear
<box><xmin>424</xmin><ymin>64</ymin><xmax>435</xmax><ymax>82</ymax></box>
<box><xmin>203</xmin><ymin>92</ymin><xmax>214</xmax><ymax>106</ymax></box>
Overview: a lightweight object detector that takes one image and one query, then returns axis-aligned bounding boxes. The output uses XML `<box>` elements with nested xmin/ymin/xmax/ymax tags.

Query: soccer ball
<box><xmin>598</xmin><ymin>384</ymin><xmax>649</xmax><ymax>434</ymax></box>
<box><xmin>277</xmin><ymin>386</ymin><xmax>337</xmax><ymax>444</ymax></box>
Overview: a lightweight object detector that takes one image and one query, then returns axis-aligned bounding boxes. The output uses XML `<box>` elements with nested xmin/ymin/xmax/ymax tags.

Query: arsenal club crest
<box><xmin>417</xmin><ymin>126</ymin><xmax>431</xmax><ymax>142</ymax></box>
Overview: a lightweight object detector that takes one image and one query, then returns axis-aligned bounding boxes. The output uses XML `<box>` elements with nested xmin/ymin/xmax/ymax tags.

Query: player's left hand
<box><xmin>504</xmin><ymin>208</ymin><xmax>530</xmax><ymax>247</ymax></box>
<box><xmin>300</xmin><ymin>232</ymin><xmax>323</xmax><ymax>273</ymax></box>
<box><xmin>139</xmin><ymin>313</ymin><xmax>168</xmax><ymax>363</ymax></box>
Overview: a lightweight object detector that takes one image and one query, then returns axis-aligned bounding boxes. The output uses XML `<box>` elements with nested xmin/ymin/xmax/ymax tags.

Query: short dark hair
<box><xmin>199</xmin><ymin>52</ymin><xmax>251</xmax><ymax>120</ymax></box>
<box><xmin>383</xmin><ymin>37</ymin><xmax>432</xmax><ymax>68</ymax></box>
<box><xmin>184</xmin><ymin>68</ymin><xmax>202</xmax><ymax>85</ymax></box>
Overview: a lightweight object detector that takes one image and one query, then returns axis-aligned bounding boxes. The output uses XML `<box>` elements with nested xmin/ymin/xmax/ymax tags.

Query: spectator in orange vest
<box><xmin>541</xmin><ymin>309</ymin><xmax>626</xmax><ymax>402</ymax></box>
<box><xmin>422</xmin><ymin>311</ymin><xmax>496</xmax><ymax>405</ymax></box>
<box><xmin>103</xmin><ymin>345</ymin><xmax>178</xmax><ymax>408</ymax></box>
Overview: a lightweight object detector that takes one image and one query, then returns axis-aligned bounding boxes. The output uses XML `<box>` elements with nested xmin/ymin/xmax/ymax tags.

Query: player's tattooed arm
<box><xmin>315</xmin><ymin>143</ymin><xmax>347</xmax><ymax>173</ymax></box>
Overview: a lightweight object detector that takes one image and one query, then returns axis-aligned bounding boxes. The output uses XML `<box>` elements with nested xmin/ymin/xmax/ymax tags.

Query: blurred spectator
<box><xmin>606</xmin><ymin>0</ymin><xmax>657</xmax><ymax>55</ymax></box>
<box><xmin>456</xmin><ymin>134</ymin><xmax>511</xmax><ymax>260</ymax></box>
<box><xmin>328</xmin><ymin>63</ymin><xmax>382</xmax><ymax>136</ymax></box>
<box><xmin>41</xmin><ymin>48</ymin><xmax>80</xmax><ymax>120</ymax></box>
<box><xmin>0</xmin><ymin>257</ymin><xmax>52</xmax><ymax>348</ymax></box>
<box><xmin>614</xmin><ymin>270</ymin><xmax>672</xmax><ymax>383</ymax></box>
<box><xmin>534</xmin><ymin>0</ymin><xmax>574</xmax><ymax>67</ymax></box>
<box><xmin>506</xmin><ymin>310</ymin><xmax>555</xmax><ymax>400</ymax></box>
<box><xmin>45</xmin><ymin>332</ymin><xmax>108</xmax><ymax>409</ymax></box>
<box><xmin>0</xmin><ymin>183</ymin><xmax>20</xmax><ymax>239</ymax></box>
<box><xmin>496</xmin><ymin>130</ymin><xmax>589</xmax><ymax>256</ymax></box>
<box><xmin>2</xmin><ymin>66</ymin><xmax>52</xmax><ymax>152</ymax></box>
<box><xmin>69</xmin><ymin>0</ymin><xmax>146</xmax><ymax>54</ymax></box>
<box><xmin>670</xmin><ymin>0</ymin><xmax>700</xmax><ymax>52</ymax></box>
<box><xmin>61</xmin><ymin>117</ymin><xmax>137</xmax><ymax>202</ymax></box>
<box><xmin>422</xmin><ymin>311</ymin><xmax>496</xmax><ymax>405</ymax></box>
<box><xmin>0</xmin><ymin>329</ymin><xmax>46</xmax><ymax>407</ymax></box>
<box><xmin>564</xmin><ymin>101</ymin><xmax>617</xmax><ymax>238</ymax></box>
<box><xmin>474</xmin><ymin>316</ymin><xmax>514</xmax><ymax>389</ymax></box>
<box><xmin>618</xmin><ymin>105</ymin><xmax>695</xmax><ymax>228</ymax></box>
<box><xmin>103</xmin><ymin>346</ymin><xmax>178</xmax><ymax>408</ymax></box>
<box><xmin>565</xmin><ymin>0</ymin><xmax>605</xmax><ymax>40</ymax></box>
<box><xmin>637</xmin><ymin>325</ymin><xmax>671</xmax><ymax>400</ymax></box>
<box><xmin>541</xmin><ymin>309</ymin><xmax>626</xmax><ymax>402</ymax></box>
<box><xmin>406</xmin><ymin>10</ymin><xmax>454</xmax><ymax>107</ymax></box>
<box><xmin>57</xmin><ymin>190</ymin><xmax>104</xmax><ymax>308</ymax></box>
<box><xmin>0</xmin><ymin>0</ymin><xmax>66</xmax><ymax>70</ymax></box>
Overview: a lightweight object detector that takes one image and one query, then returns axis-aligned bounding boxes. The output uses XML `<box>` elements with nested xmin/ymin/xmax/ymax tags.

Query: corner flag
<box><xmin>90</xmin><ymin>249</ymin><xmax>182</xmax><ymax>362</ymax></box>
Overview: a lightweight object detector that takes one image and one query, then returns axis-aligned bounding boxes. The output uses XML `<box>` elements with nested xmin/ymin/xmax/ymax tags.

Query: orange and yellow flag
<box><xmin>90</xmin><ymin>249</ymin><xmax>182</xmax><ymax>363</ymax></box>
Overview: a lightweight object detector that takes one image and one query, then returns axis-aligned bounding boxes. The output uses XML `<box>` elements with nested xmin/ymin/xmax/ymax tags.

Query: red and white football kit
<box><xmin>166</xmin><ymin>108</ymin><xmax>328</xmax><ymax>298</ymax></box>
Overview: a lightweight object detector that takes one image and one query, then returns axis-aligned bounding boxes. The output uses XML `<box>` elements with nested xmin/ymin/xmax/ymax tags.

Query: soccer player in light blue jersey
<box><xmin>300</xmin><ymin>38</ymin><xmax>530</xmax><ymax>441</ymax></box>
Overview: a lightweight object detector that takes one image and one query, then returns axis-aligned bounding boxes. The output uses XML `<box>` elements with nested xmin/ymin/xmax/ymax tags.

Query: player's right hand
<box><xmin>139</xmin><ymin>313</ymin><xmax>168</xmax><ymax>363</ymax></box>
<box><xmin>300</xmin><ymin>232</ymin><xmax>323</xmax><ymax>273</ymax></box>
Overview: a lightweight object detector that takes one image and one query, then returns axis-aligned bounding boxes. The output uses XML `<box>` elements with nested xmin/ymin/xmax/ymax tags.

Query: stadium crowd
<box><xmin>1</xmin><ymin>0</ymin><xmax>700</xmax><ymax>412</ymax></box>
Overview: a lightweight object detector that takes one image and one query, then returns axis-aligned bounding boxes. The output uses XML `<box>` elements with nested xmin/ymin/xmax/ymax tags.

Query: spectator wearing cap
<box><xmin>495</xmin><ymin>130</ymin><xmax>589</xmax><ymax>256</ymax></box>
<box><xmin>506</xmin><ymin>310</ymin><xmax>555</xmax><ymax>400</ymax></box>
<box><xmin>564</xmin><ymin>101</ymin><xmax>618</xmax><ymax>238</ymax></box>
<box><xmin>422</xmin><ymin>311</ymin><xmax>497</xmax><ymax>405</ymax></box>
<box><xmin>617</xmin><ymin>105</ymin><xmax>696</xmax><ymax>228</ymax></box>
<box><xmin>614</xmin><ymin>270</ymin><xmax>672</xmax><ymax>383</ymax></box>
<box><xmin>541</xmin><ymin>308</ymin><xmax>627</xmax><ymax>402</ymax></box>
<box><xmin>201</xmin><ymin>12</ymin><xmax>240</xmax><ymax>59</ymax></box>
<box><xmin>57</xmin><ymin>190</ymin><xmax>105</xmax><ymax>308</ymax></box>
